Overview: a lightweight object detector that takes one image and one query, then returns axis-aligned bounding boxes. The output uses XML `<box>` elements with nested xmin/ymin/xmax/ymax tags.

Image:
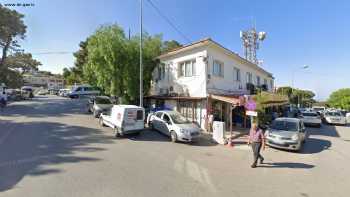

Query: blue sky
<box><xmin>1</xmin><ymin>0</ymin><xmax>349</xmax><ymax>100</ymax></box>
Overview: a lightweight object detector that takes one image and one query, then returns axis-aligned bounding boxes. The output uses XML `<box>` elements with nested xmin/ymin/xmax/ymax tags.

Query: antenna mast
<box><xmin>240</xmin><ymin>23</ymin><xmax>266</xmax><ymax>64</ymax></box>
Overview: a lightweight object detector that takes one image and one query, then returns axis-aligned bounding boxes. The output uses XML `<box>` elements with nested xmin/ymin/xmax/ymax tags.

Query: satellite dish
<box><xmin>258</xmin><ymin>31</ymin><xmax>266</xmax><ymax>40</ymax></box>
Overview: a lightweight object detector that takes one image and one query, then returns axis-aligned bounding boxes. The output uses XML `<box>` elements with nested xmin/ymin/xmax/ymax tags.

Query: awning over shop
<box><xmin>210</xmin><ymin>94</ymin><xmax>242</xmax><ymax>105</ymax></box>
<box><xmin>144</xmin><ymin>95</ymin><xmax>205</xmax><ymax>100</ymax></box>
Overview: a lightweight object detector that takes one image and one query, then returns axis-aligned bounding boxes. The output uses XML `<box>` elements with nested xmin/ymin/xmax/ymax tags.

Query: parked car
<box><xmin>147</xmin><ymin>110</ymin><xmax>201</xmax><ymax>143</ymax></box>
<box><xmin>68</xmin><ymin>85</ymin><xmax>100</xmax><ymax>98</ymax></box>
<box><xmin>312</xmin><ymin>106</ymin><xmax>326</xmax><ymax>113</ymax></box>
<box><xmin>299</xmin><ymin>111</ymin><xmax>322</xmax><ymax>127</ymax></box>
<box><xmin>99</xmin><ymin>105</ymin><xmax>145</xmax><ymax>137</ymax></box>
<box><xmin>346</xmin><ymin>113</ymin><xmax>350</xmax><ymax>124</ymax></box>
<box><xmin>265</xmin><ymin>118</ymin><xmax>307</xmax><ymax>151</ymax></box>
<box><xmin>323</xmin><ymin>111</ymin><xmax>346</xmax><ymax>125</ymax></box>
<box><xmin>21</xmin><ymin>86</ymin><xmax>34</xmax><ymax>100</ymax></box>
<box><xmin>58</xmin><ymin>89</ymin><xmax>70</xmax><ymax>97</ymax></box>
<box><xmin>37</xmin><ymin>89</ymin><xmax>49</xmax><ymax>95</ymax></box>
<box><xmin>87</xmin><ymin>96</ymin><xmax>113</xmax><ymax>117</ymax></box>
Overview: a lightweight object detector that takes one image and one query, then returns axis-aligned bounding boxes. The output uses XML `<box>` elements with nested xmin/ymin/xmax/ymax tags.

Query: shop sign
<box><xmin>245</xmin><ymin>97</ymin><xmax>256</xmax><ymax>111</ymax></box>
<box><xmin>246</xmin><ymin>110</ymin><xmax>258</xmax><ymax>117</ymax></box>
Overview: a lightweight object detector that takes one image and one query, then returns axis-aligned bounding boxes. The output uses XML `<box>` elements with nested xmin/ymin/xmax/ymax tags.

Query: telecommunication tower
<box><xmin>240</xmin><ymin>28</ymin><xmax>266</xmax><ymax>64</ymax></box>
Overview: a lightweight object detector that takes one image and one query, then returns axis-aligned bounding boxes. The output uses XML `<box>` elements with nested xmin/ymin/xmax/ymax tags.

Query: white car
<box><xmin>99</xmin><ymin>105</ymin><xmax>145</xmax><ymax>137</ymax></box>
<box><xmin>300</xmin><ymin>111</ymin><xmax>322</xmax><ymax>127</ymax></box>
<box><xmin>148</xmin><ymin>110</ymin><xmax>201</xmax><ymax>143</ymax></box>
<box><xmin>323</xmin><ymin>111</ymin><xmax>346</xmax><ymax>125</ymax></box>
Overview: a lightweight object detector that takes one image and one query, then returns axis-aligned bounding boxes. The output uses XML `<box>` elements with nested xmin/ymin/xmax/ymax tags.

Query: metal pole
<box><xmin>139</xmin><ymin>0</ymin><xmax>143</xmax><ymax>107</ymax></box>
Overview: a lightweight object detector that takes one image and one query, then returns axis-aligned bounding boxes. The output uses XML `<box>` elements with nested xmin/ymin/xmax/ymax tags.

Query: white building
<box><xmin>146</xmin><ymin>38</ymin><xmax>275</xmax><ymax>131</ymax></box>
<box><xmin>23</xmin><ymin>72</ymin><xmax>64</xmax><ymax>90</ymax></box>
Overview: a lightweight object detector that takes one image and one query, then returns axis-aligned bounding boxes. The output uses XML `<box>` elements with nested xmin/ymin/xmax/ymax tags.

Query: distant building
<box><xmin>23</xmin><ymin>71</ymin><xmax>64</xmax><ymax>90</ymax></box>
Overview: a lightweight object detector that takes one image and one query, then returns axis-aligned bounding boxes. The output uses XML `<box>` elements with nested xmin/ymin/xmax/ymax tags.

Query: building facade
<box><xmin>147</xmin><ymin>38</ymin><xmax>274</xmax><ymax>131</ymax></box>
<box><xmin>23</xmin><ymin>72</ymin><xmax>64</xmax><ymax>90</ymax></box>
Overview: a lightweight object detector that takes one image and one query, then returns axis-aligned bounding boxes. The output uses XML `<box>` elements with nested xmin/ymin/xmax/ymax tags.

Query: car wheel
<box><xmin>99</xmin><ymin>117</ymin><xmax>105</xmax><ymax>127</ymax></box>
<box><xmin>149</xmin><ymin>122</ymin><xmax>154</xmax><ymax>129</ymax></box>
<box><xmin>170</xmin><ymin>131</ymin><xmax>177</xmax><ymax>143</ymax></box>
<box><xmin>114</xmin><ymin>127</ymin><xmax>122</xmax><ymax>138</ymax></box>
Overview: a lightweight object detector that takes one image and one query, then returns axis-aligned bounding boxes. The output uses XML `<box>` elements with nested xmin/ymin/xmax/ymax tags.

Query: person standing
<box><xmin>247</xmin><ymin>123</ymin><xmax>265</xmax><ymax>168</ymax></box>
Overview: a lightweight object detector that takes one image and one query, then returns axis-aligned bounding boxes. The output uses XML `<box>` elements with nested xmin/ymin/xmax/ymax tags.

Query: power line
<box><xmin>31</xmin><ymin>52</ymin><xmax>74</xmax><ymax>55</ymax></box>
<box><xmin>146</xmin><ymin>0</ymin><xmax>192</xmax><ymax>43</ymax></box>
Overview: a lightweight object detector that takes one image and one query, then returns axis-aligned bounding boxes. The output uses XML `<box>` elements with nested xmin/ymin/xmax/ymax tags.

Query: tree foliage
<box><xmin>0</xmin><ymin>6</ymin><xmax>42</xmax><ymax>88</ymax></box>
<box><xmin>82</xmin><ymin>24</ymin><xmax>162</xmax><ymax>104</ymax></box>
<box><xmin>327</xmin><ymin>88</ymin><xmax>350</xmax><ymax>110</ymax></box>
<box><xmin>161</xmin><ymin>40</ymin><xmax>182</xmax><ymax>53</ymax></box>
<box><xmin>64</xmin><ymin>24</ymin><xmax>179</xmax><ymax>104</ymax></box>
<box><xmin>5</xmin><ymin>52</ymin><xmax>41</xmax><ymax>74</ymax></box>
<box><xmin>0</xmin><ymin>5</ymin><xmax>26</xmax><ymax>69</ymax></box>
<box><xmin>277</xmin><ymin>86</ymin><xmax>315</xmax><ymax>107</ymax></box>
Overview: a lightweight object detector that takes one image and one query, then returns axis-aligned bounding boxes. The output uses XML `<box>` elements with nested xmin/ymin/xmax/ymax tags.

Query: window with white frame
<box><xmin>213</xmin><ymin>60</ymin><xmax>223</xmax><ymax>77</ymax></box>
<box><xmin>246</xmin><ymin>72</ymin><xmax>252</xmax><ymax>83</ymax></box>
<box><xmin>257</xmin><ymin>76</ymin><xmax>261</xmax><ymax>86</ymax></box>
<box><xmin>178</xmin><ymin>59</ymin><xmax>196</xmax><ymax>77</ymax></box>
<box><xmin>233</xmin><ymin>67</ymin><xmax>241</xmax><ymax>81</ymax></box>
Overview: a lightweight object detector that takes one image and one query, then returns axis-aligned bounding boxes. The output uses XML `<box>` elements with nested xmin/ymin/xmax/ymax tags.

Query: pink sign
<box><xmin>245</xmin><ymin>98</ymin><xmax>256</xmax><ymax>111</ymax></box>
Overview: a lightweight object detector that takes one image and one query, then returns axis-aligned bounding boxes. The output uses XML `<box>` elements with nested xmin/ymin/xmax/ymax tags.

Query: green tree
<box><xmin>277</xmin><ymin>86</ymin><xmax>315</xmax><ymax>107</ymax></box>
<box><xmin>161</xmin><ymin>40</ymin><xmax>182</xmax><ymax>53</ymax></box>
<box><xmin>5</xmin><ymin>52</ymin><xmax>41</xmax><ymax>74</ymax></box>
<box><xmin>327</xmin><ymin>88</ymin><xmax>350</xmax><ymax>110</ymax></box>
<box><xmin>0</xmin><ymin>5</ymin><xmax>26</xmax><ymax>71</ymax></box>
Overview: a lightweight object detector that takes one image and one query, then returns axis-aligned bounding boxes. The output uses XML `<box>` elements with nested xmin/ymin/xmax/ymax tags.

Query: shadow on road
<box><xmin>259</xmin><ymin>162</ymin><xmax>315</xmax><ymax>169</ymax></box>
<box><xmin>307</xmin><ymin>124</ymin><xmax>340</xmax><ymax>137</ymax></box>
<box><xmin>300</xmin><ymin>137</ymin><xmax>331</xmax><ymax>154</ymax></box>
<box><xmin>0</xmin><ymin>96</ymin><xmax>89</xmax><ymax>118</ymax></box>
<box><xmin>0</xmin><ymin>120</ymin><xmax>114</xmax><ymax>192</ymax></box>
<box><xmin>129</xmin><ymin>130</ymin><xmax>218</xmax><ymax>146</ymax></box>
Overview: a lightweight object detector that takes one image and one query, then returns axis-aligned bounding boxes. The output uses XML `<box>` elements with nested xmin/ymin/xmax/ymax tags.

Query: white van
<box><xmin>99</xmin><ymin>105</ymin><xmax>145</xmax><ymax>137</ymax></box>
<box><xmin>68</xmin><ymin>85</ymin><xmax>100</xmax><ymax>98</ymax></box>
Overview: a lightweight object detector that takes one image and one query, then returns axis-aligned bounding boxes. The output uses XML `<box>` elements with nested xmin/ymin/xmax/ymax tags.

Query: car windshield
<box><xmin>326</xmin><ymin>112</ymin><xmax>341</xmax><ymax>116</ymax></box>
<box><xmin>302</xmin><ymin>112</ymin><xmax>318</xmax><ymax>117</ymax></box>
<box><xmin>271</xmin><ymin>120</ymin><xmax>298</xmax><ymax>132</ymax></box>
<box><xmin>95</xmin><ymin>97</ymin><xmax>111</xmax><ymax>104</ymax></box>
<box><xmin>169</xmin><ymin>112</ymin><xmax>191</xmax><ymax>124</ymax></box>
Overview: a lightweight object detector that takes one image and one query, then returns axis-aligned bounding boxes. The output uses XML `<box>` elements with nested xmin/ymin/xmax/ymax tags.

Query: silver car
<box><xmin>323</xmin><ymin>111</ymin><xmax>346</xmax><ymax>125</ymax></box>
<box><xmin>266</xmin><ymin>118</ymin><xmax>307</xmax><ymax>151</ymax></box>
<box><xmin>148</xmin><ymin>110</ymin><xmax>201</xmax><ymax>143</ymax></box>
<box><xmin>87</xmin><ymin>96</ymin><xmax>113</xmax><ymax>118</ymax></box>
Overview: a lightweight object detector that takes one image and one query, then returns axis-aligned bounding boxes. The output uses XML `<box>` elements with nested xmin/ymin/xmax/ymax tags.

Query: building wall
<box><xmin>206</xmin><ymin>45</ymin><xmax>274</xmax><ymax>94</ymax></box>
<box><xmin>150</xmin><ymin>47</ymin><xmax>208</xmax><ymax>98</ymax></box>
<box><xmin>23</xmin><ymin>74</ymin><xmax>64</xmax><ymax>89</ymax></box>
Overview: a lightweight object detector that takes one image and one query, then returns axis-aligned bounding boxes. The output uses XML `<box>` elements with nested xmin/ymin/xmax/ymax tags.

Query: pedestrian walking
<box><xmin>247</xmin><ymin>123</ymin><xmax>265</xmax><ymax>168</ymax></box>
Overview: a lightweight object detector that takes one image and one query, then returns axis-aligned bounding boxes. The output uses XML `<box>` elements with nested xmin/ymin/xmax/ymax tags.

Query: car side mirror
<box><xmin>166</xmin><ymin>120</ymin><xmax>172</xmax><ymax>125</ymax></box>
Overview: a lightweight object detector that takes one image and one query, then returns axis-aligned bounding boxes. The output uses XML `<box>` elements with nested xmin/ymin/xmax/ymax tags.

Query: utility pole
<box><xmin>139</xmin><ymin>0</ymin><xmax>143</xmax><ymax>107</ymax></box>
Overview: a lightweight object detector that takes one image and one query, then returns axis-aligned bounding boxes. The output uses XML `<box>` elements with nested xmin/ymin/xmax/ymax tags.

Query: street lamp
<box><xmin>291</xmin><ymin>65</ymin><xmax>309</xmax><ymax>107</ymax></box>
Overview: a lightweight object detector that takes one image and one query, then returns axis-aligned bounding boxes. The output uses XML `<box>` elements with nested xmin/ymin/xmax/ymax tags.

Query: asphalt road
<box><xmin>0</xmin><ymin>95</ymin><xmax>350</xmax><ymax>197</ymax></box>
